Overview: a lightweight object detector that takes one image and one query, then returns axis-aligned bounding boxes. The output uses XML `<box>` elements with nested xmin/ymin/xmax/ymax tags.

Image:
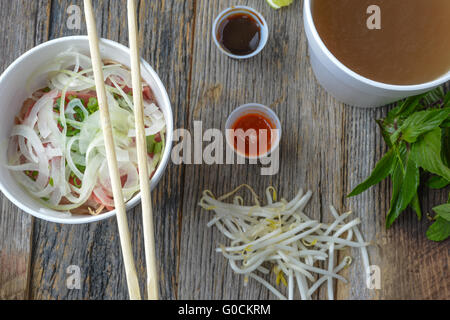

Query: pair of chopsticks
<box><xmin>84</xmin><ymin>0</ymin><xmax>159</xmax><ymax>300</ymax></box>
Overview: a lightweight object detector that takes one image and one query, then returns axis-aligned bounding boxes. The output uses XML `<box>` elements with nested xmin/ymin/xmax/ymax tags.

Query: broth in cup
<box><xmin>312</xmin><ymin>0</ymin><xmax>450</xmax><ymax>85</ymax></box>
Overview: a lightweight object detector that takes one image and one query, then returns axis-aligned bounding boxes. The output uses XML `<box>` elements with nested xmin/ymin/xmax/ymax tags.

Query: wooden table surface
<box><xmin>0</xmin><ymin>0</ymin><xmax>448</xmax><ymax>300</ymax></box>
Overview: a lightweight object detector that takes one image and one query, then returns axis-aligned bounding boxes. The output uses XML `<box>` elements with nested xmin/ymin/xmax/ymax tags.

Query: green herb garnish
<box><xmin>146</xmin><ymin>135</ymin><xmax>163</xmax><ymax>155</ymax></box>
<box><xmin>67</xmin><ymin>128</ymin><xmax>80</xmax><ymax>137</ymax></box>
<box><xmin>73</xmin><ymin>178</ymin><xmax>82</xmax><ymax>188</ymax></box>
<box><xmin>25</xmin><ymin>170</ymin><xmax>39</xmax><ymax>181</ymax></box>
<box><xmin>76</xmin><ymin>164</ymin><xmax>86</xmax><ymax>174</ymax></box>
<box><xmin>54</xmin><ymin>98</ymin><xmax>62</xmax><ymax>112</ymax></box>
<box><xmin>87</xmin><ymin>97</ymin><xmax>99</xmax><ymax>114</ymax></box>
<box><xmin>153</xmin><ymin>142</ymin><xmax>163</xmax><ymax>155</ymax></box>
<box><xmin>59</xmin><ymin>119</ymin><xmax>80</xmax><ymax>137</ymax></box>
<box><xmin>70</xmin><ymin>172</ymin><xmax>82</xmax><ymax>188</ymax></box>
<box><xmin>73</xmin><ymin>106</ymin><xmax>85</xmax><ymax>122</ymax></box>
<box><xmin>349</xmin><ymin>87</ymin><xmax>450</xmax><ymax>242</ymax></box>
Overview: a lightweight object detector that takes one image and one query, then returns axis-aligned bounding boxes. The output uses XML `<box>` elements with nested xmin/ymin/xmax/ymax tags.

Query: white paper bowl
<box><xmin>0</xmin><ymin>36</ymin><xmax>173</xmax><ymax>224</ymax></box>
<box><xmin>304</xmin><ymin>0</ymin><xmax>450</xmax><ymax>108</ymax></box>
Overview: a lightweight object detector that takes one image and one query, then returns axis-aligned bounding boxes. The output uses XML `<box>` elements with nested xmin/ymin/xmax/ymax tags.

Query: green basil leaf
<box><xmin>385</xmin><ymin>158</ymin><xmax>404</xmax><ymax>229</ymax></box>
<box><xmin>387</xmin><ymin>94</ymin><xmax>425</xmax><ymax>121</ymax></box>
<box><xmin>399</xmin><ymin>108</ymin><xmax>450</xmax><ymax>143</ymax></box>
<box><xmin>426</xmin><ymin>217</ymin><xmax>450</xmax><ymax>242</ymax></box>
<box><xmin>442</xmin><ymin>127</ymin><xmax>450</xmax><ymax>166</ymax></box>
<box><xmin>348</xmin><ymin>149</ymin><xmax>396</xmax><ymax>197</ymax></box>
<box><xmin>426</xmin><ymin>175</ymin><xmax>450</xmax><ymax>189</ymax></box>
<box><xmin>411</xmin><ymin>128</ymin><xmax>450</xmax><ymax>181</ymax></box>
<box><xmin>421</xmin><ymin>86</ymin><xmax>445</xmax><ymax>107</ymax></box>
<box><xmin>387</xmin><ymin>89</ymin><xmax>447</xmax><ymax>145</ymax></box>
<box><xmin>443</xmin><ymin>91</ymin><xmax>450</xmax><ymax>108</ymax></box>
<box><xmin>386</xmin><ymin>155</ymin><xmax>420</xmax><ymax>228</ymax></box>
<box><xmin>432</xmin><ymin>204</ymin><xmax>450</xmax><ymax>221</ymax></box>
<box><xmin>387</xmin><ymin>88</ymin><xmax>443</xmax><ymax>122</ymax></box>
<box><xmin>376</xmin><ymin>119</ymin><xmax>394</xmax><ymax>148</ymax></box>
<box><xmin>410</xmin><ymin>193</ymin><xmax>422</xmax><ymax>220</ymax></box>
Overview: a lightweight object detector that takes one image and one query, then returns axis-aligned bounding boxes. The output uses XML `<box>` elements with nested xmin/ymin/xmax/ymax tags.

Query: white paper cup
<box><xmin>0</xmin><ymin>36</ymin><xmax>173</xmax><ymax>224</ymax></box>
<box><xmin>303</xmin><ymin>0</ymin><xmax>450</xmax><ymax>108</ymax></box>
<box><xmin>213</xmin><ymin>6</ymin><xmax>269</xmax><ymax>60</ymax></box>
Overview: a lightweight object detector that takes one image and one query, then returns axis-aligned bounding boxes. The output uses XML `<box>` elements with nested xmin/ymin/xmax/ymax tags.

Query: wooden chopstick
<box><xmin>127</xmin><ymin>0</ymin><xmax>160</xmax><ymax>300</ymax></box>
<box><xmin>84</xmin><ymin>0</ymin><xmax>141</xmax><ymax>300</ymax></box>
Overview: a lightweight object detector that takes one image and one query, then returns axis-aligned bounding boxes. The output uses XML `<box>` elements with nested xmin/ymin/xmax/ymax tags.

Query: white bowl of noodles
<box><xmin>0</xmin><ymin>36</ymin><xmax>173</xmax><ymax>224</ymax></box>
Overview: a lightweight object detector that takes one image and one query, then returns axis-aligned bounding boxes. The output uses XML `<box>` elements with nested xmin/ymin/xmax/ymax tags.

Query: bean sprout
<box><xmin>199</xmin><ymin>185</ymin><xmax>370</xmax><ymax>300</ymax></box>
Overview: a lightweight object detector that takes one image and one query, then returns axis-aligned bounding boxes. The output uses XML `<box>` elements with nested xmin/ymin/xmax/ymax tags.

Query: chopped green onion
<box><xmin>153</xmin><ymin>142</ymin><xmax>163</xmax><ymax>155</ymax></box>
<box><xmin>76</xmin><ymin>164</ymin><xmax>86</xmax><ymax>174</ymax></box>
<box><xmin>146</xmin><ymin>135</ymin><xmax>156</xmax><ymax>154</ymax></box>
<box><xmin>87</xmin><ymin>97</ymin><xmax>99</xmax><ymax>114</ymax></box>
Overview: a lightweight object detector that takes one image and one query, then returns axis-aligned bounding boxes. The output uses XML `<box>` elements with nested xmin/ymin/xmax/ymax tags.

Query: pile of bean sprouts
<box><xmin>199</xmin><ymin>185</ymin><xmax>370</xmax><ymax>300</ymax></box>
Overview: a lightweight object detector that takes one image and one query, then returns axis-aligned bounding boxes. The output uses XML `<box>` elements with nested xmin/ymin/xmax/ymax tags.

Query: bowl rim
<box><xmin>304</xmin><ymin>0</ymin><xmax>450</xmax><ymax>91</ymax></box>
<box><xmin>0</xmin><ymin>35</ymin><xmax>173</xmax><ymax>224</ymax></box>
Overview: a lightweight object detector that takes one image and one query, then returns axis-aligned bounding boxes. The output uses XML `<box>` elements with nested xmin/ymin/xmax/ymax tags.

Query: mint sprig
<box><xmin>349</xmin><ymin>87</ymin><xmax>450</xmax><ymax>242</ymax></box>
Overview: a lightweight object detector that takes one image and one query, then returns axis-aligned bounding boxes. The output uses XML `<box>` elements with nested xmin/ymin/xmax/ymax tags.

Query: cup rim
<box><xmin>304</xmin><ymin>0</ymin><xmax>450</xmax><ymax>91</ymax></box>
<box><xmin>0</xmin><ymin>36</ymin><xmax>174</xmax><ymax>224</ymax></box>
<box><xmin>225</xmin><ymin>103</ymin><xmax>282</xmax><ymax>160</ymax></box>
<box><xmin>212</xmin><ymin>6</ymin><xmax>269</xmax><ymax>60</ymax></box>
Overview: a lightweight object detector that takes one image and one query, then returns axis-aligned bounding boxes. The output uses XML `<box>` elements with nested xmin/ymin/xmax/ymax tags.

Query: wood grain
<box><xmin>178</xmin><ymin>0</ymin><xmax>350</xmax><ymax>300</ymax></box>
<box><xmin>27</xmin><ymin>0</ymin><xmax>194</xmax><ymax>300</ymax></box>
<box><xmin>0</xmin><ymin>0</ymin><xmax>448</xmax><ymax>300</ymax></box>
<box><xmin>178</xmin><ymin>0</ymin><xmax>449</xmax><ymax>300</ymax></box>
<box><xmin>0</xmin><ymin>0</ymin><xmax>51</xmax><ymax>300</ymax></box>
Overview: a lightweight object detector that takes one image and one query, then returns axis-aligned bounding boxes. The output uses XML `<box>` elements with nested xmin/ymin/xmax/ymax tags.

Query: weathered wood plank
<box><xmin>1</xmin><ymin>0</ymin><xmax>448</xmax><ymax>301</ymax></box>
<box><xmin>179</xmin><ymin>0</ymin><xmax>449</xmax><ymax>300</ymax></box>
<box><xmin>337</xmin><ymin>105</ymin><xmax>390</xmax><ymax>300</ymax></box>
<box><xmin>0</xmin><ymin>0</ymin><xmax>51</xmax><ymax>300</ymax></box>
<box><xmin>178</xmin><ymin>0</ymin><xmax>357</xmax><ymax>300</ymax></box>
<box><xmin>135</xmin><ymin>0</ymin><xmax>196</xmax><ymax>300</ymax></box>
<box><xmin>28</xmin><ymin>0</ymin><xmax>194</xmax><ymax>299</ymax></box>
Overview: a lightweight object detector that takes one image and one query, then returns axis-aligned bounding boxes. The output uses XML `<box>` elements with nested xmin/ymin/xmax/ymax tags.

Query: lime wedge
<box><xmin>266</xmin><ymin>0</ymin><xmax>294</xmax><ymax>9</ymax></box>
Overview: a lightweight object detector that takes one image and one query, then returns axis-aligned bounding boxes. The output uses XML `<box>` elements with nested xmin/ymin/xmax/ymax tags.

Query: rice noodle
<box><xmin>199</xmin><ymin>185</ymin><xmax>370</xmax><ymax>300</ymax></box>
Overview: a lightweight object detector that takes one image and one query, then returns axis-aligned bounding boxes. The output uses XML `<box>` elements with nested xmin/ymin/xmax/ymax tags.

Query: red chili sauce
<box><xmin>232</xmin><ymin>113</ymin><xmax>275</xmax><ymax>157</ymax></box>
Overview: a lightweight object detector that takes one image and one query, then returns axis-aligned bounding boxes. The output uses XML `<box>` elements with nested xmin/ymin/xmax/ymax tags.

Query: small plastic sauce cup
<box><xmin>225</xmin><ymin>103</ymin><xmax>282</xmax><ymax>159</ymax></box>
<box><xmin>212</xmin><ymin>6</ymin><xmax>269</xmax><ymax>60</ymax></box>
